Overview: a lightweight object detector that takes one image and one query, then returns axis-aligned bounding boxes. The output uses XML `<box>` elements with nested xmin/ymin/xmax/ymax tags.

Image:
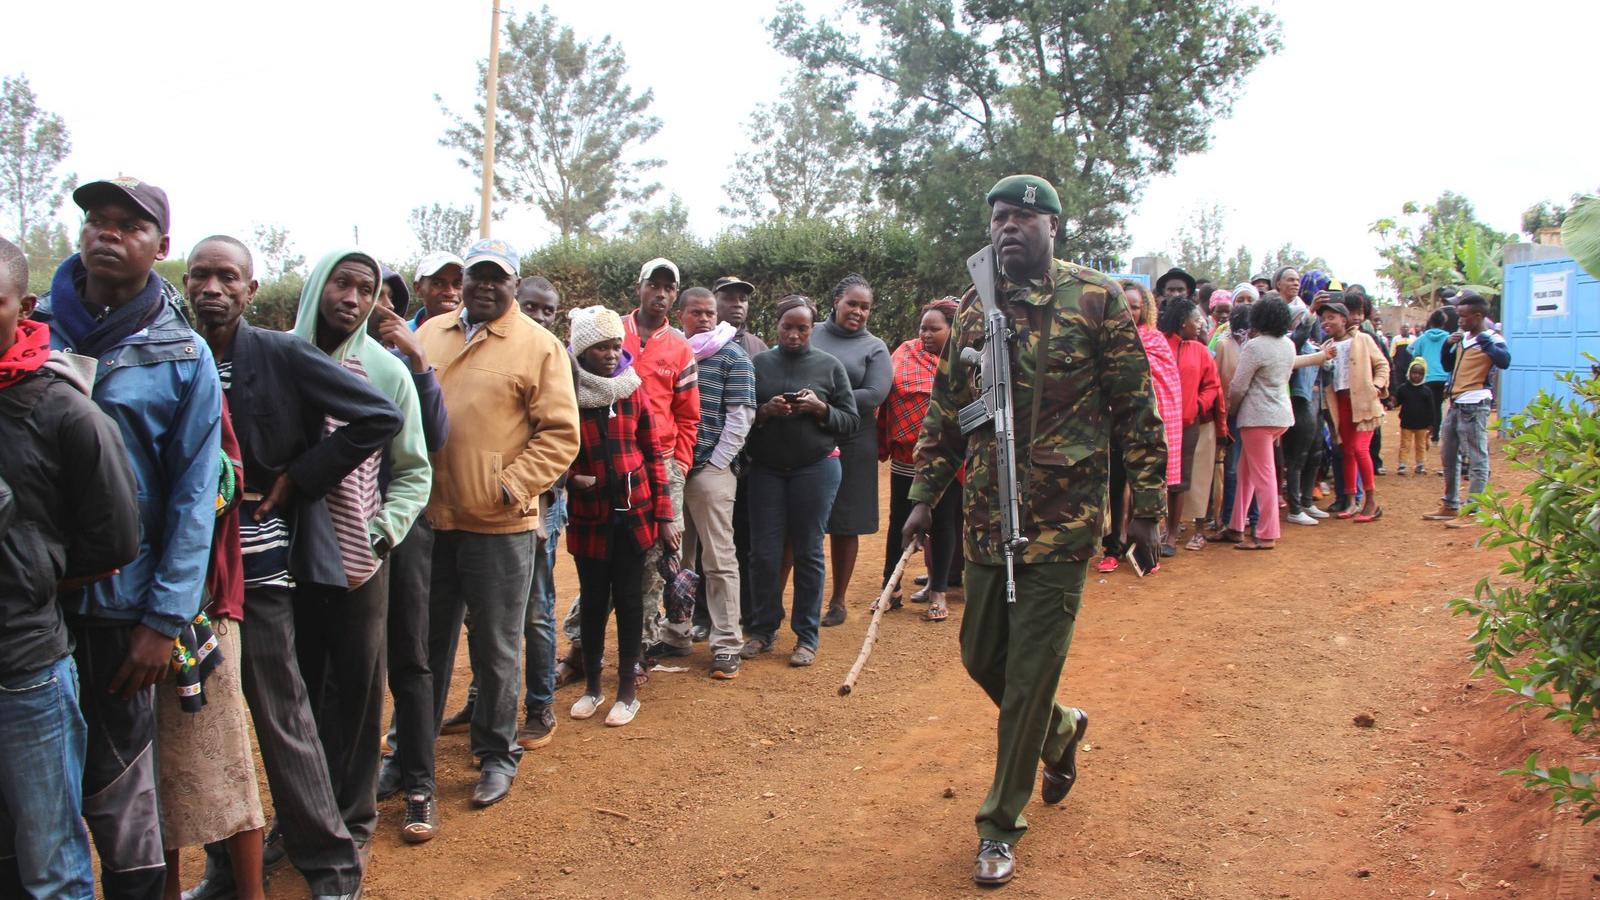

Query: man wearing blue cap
<box><xmin>417</xmin><ymin>238</ymin><xmax>579</xmax><ymax>808</ymax></box>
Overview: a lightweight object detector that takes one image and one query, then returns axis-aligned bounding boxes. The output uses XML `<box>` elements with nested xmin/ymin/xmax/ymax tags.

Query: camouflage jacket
<box><xmin>908</xmin><ymin>258</ymin><xmax>1167</xmax><ymax>565</ymax></box>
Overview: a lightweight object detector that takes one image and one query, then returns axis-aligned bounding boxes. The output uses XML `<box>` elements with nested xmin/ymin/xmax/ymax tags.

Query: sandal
<box><xmin>1211</xmin><ymin>529</ymin><xmax>1246</xmax><ymax>544</ymax></box>
<box><xmin>1233</xmin><ymin>539</ymin><xmax>1276</xmax><ymax>551</ymax></box>
<box><xmin>925</xmin><ymin>595</ymin><xmax>948</xmax><ymax>621</ymax></box>
<box><xmin>1353</xmin><ymin>507</ymin><xmax>1384</xmax><ymax>523</ymax></box>
<box><xmin>1096</xmin><ymin>556</ymin><xmax>1119</xmax><ymax>574</ymax></box>
<box><xmin>1185</xmin><ymin>534</ymin><xmax>1206</xmax><ymax>552</ymax></box>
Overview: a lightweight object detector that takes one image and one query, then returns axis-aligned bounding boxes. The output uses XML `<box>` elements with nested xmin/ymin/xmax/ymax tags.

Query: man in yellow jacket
<box><xmin>417</xmin><ymin>238</ymin><xmax>579</xmax><ymax>808</ymax></box>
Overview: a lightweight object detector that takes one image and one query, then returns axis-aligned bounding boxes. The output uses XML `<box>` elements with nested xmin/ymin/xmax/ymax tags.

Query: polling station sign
<box><xmin>1530</xmin><ymin>270</ymin><xmax>1569</xmax><ymax>319</ymax></box>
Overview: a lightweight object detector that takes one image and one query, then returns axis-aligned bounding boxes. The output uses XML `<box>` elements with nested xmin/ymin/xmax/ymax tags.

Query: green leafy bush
<box><xmin>1451</xmin><ymin>362</ymin><xmax>1600</xmax><ymax>821</ymax></box>
<box><xmin>522</xmin><ymin>215</ymin><xmax>958</xmax><ymax>347</ymax></box>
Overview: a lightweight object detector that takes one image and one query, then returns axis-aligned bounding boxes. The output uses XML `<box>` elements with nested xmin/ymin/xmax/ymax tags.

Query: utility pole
<box><xmin>479</xmin><ymin>1</ymin><xmax>502</xmax><ymax>239</ymax></box>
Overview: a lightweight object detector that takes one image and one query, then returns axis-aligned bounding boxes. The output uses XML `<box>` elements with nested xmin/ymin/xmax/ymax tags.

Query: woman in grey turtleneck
<box><xmin>808</xmin><ymin>274</ymin><xmax>890</xmax><ymax>628</ymax></box>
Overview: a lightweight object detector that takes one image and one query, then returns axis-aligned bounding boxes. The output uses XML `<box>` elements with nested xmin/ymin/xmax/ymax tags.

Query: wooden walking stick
<box><xmin>839</xmin><ymin>543</ymin><xmax>918</xmax><ymax>697</ymax></box>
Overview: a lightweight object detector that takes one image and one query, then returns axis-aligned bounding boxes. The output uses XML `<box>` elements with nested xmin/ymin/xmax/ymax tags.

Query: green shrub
<box><xmin>1451</xmin><ymin>362</ymin><xmax>1600</xmax><ymax>822</ymax></box>
<box><xmin>521</xmin><ymin>216</ymin><xmax>961</xmax><ymax>347</ymax></box>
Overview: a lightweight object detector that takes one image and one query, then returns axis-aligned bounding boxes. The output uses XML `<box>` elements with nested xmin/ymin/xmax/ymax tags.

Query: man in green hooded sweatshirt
<box><xmin>288</xmin><ymin>249</ymin><xmax>432</xmax><ymax>878</ymax></box>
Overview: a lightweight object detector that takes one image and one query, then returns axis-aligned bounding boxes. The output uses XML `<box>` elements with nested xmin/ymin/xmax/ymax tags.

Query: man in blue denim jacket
<box><xmin>36</xmin><ymin>177</ymin><xmax>223</xmax><ymax>899</ymax></box>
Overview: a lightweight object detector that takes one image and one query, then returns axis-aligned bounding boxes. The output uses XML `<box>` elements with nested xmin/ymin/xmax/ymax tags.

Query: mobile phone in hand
<box><xmin>783</xmin><ymin>392</ymin><xmax>801</xmax><ymax>403</ymax></box>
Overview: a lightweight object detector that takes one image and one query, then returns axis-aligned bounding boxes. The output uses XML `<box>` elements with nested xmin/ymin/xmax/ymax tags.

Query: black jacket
<box><xmin>1393</xmin><ymin>379</ymin><xmax>1436</xmax><ymax>431</ymax></box>
<box><xmin>0</xmin><ymin>368</ymin><xmax>139</xmax><ymax>678</ymax></box>
<box><xmin>222</xmin><ymin>323</ymin><xmax>402</xmax><ymax>590</ymax></box>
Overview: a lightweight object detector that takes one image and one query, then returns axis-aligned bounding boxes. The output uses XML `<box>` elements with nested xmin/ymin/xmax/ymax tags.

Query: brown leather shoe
<box><xmin>1041</xmin><ymin>708</ymin><xmax>1087</xmax><ymax>805</ymax></box>
<box><xmin>973</xmin><ymin>840</ymin><xmax>1014</xmax><ymax>886</ymax></box>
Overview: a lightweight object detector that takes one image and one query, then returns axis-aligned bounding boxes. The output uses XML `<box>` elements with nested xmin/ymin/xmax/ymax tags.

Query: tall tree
<box><xmin>721</xmin><ymin>73</ymin><xmax>867</xmax><ymax>224</ymax></box>
<box><xmin>623</xmin><ymin>194</ymin><xmax>692</xmax><ymax>245</ymax></box>
<box><xmin>0</xmin><ymin>75</ymin><xmax>73</xmax><ymax>241</ymax></box>
<box><xmin>1371</xmin><ymin>192</ymin><xmax>1512</xmax><ymax>306</ymax></box>
<box><xmin>252</xmin><ymin>223</ymin><xmax>304</xmax><ymax>281</ymax></box>
<box><xmin>408</xmin><ymin>202</ymin><xmax>476</xmax><ymax>256</ymax></box>
<box><xmin>440</xmin><ymin>6</ymin><xmax>662</xmax><ymax>239</ymax></box>
<box><xmin>770</xmin><ymin>0</ymin><xmax>1280</xmax><ymax>269</ymax></box>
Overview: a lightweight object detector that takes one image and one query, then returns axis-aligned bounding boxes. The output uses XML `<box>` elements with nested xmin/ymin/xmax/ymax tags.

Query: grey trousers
<box><xmin>429</xmin><ymin>529</ymin><xmax>537</xmax><ymax>777</ymax></box>
<box><xmin>223</xmin><ymin>586</ymin><xmax>361</xmax><ymax>895</ymax></box>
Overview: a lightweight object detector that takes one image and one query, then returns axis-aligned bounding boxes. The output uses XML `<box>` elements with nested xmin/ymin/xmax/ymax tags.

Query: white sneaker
<box><xmin>1305</xmin><ymin>506</ymin><xmax>1330</xmax><ymax>519</ymax></box>
<box><xmin>604</xmin><ymin>699</ymin><xmax>640</xmax><ymax>727</ymax></box>
<box><xmin>570</xmin><ymin>693</ymin><xmax>604</xmax><ymax>720</ymax></box>
<box><xmin>1286</xmin><ymin>511</ymin><xmax>1318</xmax><ymax>526</ymax></box>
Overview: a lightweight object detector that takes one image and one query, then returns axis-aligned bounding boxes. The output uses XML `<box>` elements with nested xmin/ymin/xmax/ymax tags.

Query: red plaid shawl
<box><xmin>878</xmin><ymin>339</ymin><xmax>938</xmax><ymax>466</ymax></box>
<box><xmin>566</xmin><ymin>392</ymin><xmax>673</xmax><ymax>560</ymax></box>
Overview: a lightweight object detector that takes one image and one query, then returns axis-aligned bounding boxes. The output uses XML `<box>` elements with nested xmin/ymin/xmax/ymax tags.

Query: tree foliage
<box><xmin>523</xmin><ymin>215</ymin><xmax>946</xmax><ymax>348</ymax></box>
<box><xmin>1169</xmin><ymin>203</ymin><xmax>1253</xmax><ymax>286</ymax></box>
<box><xmin>0</xmin><ymin>75</ymin><xmax>73</xmax><ymax>241</ymax></box>
<box><xmin>1451</xmin><ymin>365</ymin><xmax>1600</xmax><ymax>823</ymax></box>
<box><xmin>22</xmin><ymin>221</ymin><xmax>71</xmax><ymax>295</ymax></box>
<box><xmin>1255</xmin><ymin>243</ymin><xmax>1330</xmax><ymax>280</ymax></box>
<box><xmin>721</xmin><ymin>73</ymin><xmax>867</xmax><ymax>224</ymax></box>
<box><xmin>1371</xmin><ymin>191</ymin><xmax>1514</xmax><ymax>307</ymax></box>
<box><xmin>252</xmin><ymin>224</ymin><xmax>304</xmax><ymax>281</ymax></box>
<box><xmin>408</xmin><ymin>203</ymin><xmax>476</xmax><ymax>257</ymax></box>
<box><xmin>440</xmin><ymin>5</ymin><xmax>662</xmax><ymax>239</ymax></box>
<box><xmin>770</xmin><ymin>0</ymin><xmax>1280</xmax><ymax>269</ymax></box>
<box><xmin>622</xmin><ymin>194</ymin><xmax>692</xmax><ymax>245</ymax></box>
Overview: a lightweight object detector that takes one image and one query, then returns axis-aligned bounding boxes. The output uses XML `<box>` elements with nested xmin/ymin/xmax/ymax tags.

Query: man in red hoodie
<box><xmin>623</xmin><ymin>259</ymin><xmax>697</xmax><ymax>665</ymax></box>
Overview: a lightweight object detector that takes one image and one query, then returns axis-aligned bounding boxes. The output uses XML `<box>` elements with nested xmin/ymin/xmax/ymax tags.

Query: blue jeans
<box><xmin>523</xmin><ymin>513</ymin><xmax>561</xmax><ymax>712</ymax></box>
<box><xmin>1219</xmin><ymin>412</ymin><xmax>1258</xmax><ymax>527</ymax></box>
<box><xmin>1441</xmin><ymin>400</ymin><xmax>1491</xmax><ymax>509</ymax></box>
<box><xmin>747</xmin><ymin>456</ymin><xmax>842</xmax><ymax>651</ymax></box>
<box><xmin>0</xmin><ymin>656</ymin><xmax>93</xmax><ymax>900</ymax></box>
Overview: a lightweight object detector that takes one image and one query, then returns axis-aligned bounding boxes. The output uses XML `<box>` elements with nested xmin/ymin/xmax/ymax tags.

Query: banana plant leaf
<box><xmin>1563</xmin><ymin>195</ymin><xmax>1600</xmax><ymax>280</ymax></box>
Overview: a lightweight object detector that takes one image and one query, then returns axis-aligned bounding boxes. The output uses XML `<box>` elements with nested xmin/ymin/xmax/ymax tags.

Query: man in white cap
<box><xmin>417</xmin><ymin>238</ymin><xmax>578</xmax><ymax>809</ymax></box>
<box><xmin>408</xmin><ymin>251</ymin><xmax>464</xmax><ymax>330</ymax></box>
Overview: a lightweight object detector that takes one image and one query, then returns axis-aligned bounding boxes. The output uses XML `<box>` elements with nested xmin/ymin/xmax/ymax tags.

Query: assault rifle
<box><xmin>957</xmin><ymin>245</ymin><xmax>1028</xmax><ymax>603</ymax></box>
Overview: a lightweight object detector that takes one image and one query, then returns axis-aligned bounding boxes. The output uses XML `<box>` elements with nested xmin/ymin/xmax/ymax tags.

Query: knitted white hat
<box><xmin>568</xmin><ymin>305</ymin><xmax>625</xmax><ymax>357</ymax></box>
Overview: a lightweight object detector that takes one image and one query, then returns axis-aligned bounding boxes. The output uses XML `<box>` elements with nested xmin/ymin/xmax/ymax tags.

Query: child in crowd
<box><xmin>1393</xmin><ymin>359</ymin><xmax>1433</xmax><ymax>474</ymax></box>
<box><xmin>564</xmin><ymin>306</ymin><xmax>671</xmax><ymax>728</ymax></box>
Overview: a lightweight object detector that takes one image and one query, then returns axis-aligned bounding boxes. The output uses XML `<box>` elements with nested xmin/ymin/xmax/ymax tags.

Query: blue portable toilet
<box><xmin>1499</xmin><ymin>253</ymin><xmax>1600</xmax><ymax>418</ymax></box>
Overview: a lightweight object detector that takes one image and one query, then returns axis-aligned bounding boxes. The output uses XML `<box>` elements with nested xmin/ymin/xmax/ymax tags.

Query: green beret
<box><xmin>986</xmin><ymin>174</ymin><xmax>1062</xmax><ymax>216</ymax></box>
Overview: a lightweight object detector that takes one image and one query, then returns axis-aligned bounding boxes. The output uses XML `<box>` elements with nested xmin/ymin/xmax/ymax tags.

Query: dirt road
<box><xmin>238</xmin><ymin>437</ymin><xmax>1600</xmax><ymax>899</ymax></box>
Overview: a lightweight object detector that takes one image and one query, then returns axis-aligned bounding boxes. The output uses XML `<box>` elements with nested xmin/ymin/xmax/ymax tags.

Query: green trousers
<box><xmin>960</xmin><ymin>559</ymin><xmax>1087</xmax><ymax>844</ymax></box>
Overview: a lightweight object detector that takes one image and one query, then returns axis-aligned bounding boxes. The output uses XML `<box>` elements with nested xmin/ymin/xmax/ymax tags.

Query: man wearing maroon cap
<box><xmin>38</xmin><ymin>176</ymin><xmax>225</xmax><ymax>899</ymax></box>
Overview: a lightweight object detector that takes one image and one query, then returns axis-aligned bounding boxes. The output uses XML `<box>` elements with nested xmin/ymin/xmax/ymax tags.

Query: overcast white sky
<box><xmin>10</xmin><ymin>0</ymin><xmax>1598</xmax><ymax>297</ymax></box>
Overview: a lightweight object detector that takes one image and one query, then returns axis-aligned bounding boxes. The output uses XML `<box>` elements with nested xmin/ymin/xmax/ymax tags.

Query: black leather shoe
<box><xmin>375</xmin><ymin>756</ymin><xmax>401</xmax><ymax>801</ymax></box>
<box><xmin>261</xmin><ymin>820</ymin><xmax>288</xmax><ymax>873</ymax></box>
<box><xmin>973</xmin><ymin>840</ymin><xmax>1015</xmax><ymax>886</ymax></box>
<box><xmin>471</xmin><ymin>771</ymin><xmax>513</xmax><ymax>808</ymax></box>
<box><xmin>1042</xmin><ymin>709</ymin><xmax>1088</xmax><ymax>805</ymax></box>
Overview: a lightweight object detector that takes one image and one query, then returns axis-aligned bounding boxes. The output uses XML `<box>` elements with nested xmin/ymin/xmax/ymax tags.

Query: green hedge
<box><xmin>521</xmin><ymin>215</ymin><xmax>963</xmax><ymax>348</ymax></box>
<box><xmin>147</xmin><ymin>217</ymin><xmax>978</xmax><ymax>344</ymax></box>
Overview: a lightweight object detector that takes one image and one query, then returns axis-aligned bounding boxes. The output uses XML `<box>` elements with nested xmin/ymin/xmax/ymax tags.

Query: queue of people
<box><xmin>0</xmin><ymin>173</ymin><xmax>1511</xmax><ymax>899</ymax></box>
<box><xmin>1094</xmin><ymin>265</ymin><xmax>1510</xmax><ymax>568</ymax></box>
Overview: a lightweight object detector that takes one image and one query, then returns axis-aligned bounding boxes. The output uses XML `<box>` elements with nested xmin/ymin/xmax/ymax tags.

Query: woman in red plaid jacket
<box><xmin>564</xmin><ymin>306</ymin><xmax>672</xmax><ymax>728</ymax></box>
<box><xmin>878</xmin><ymin>298</ymin><xmax>963</xmax><ymax>621</ymax></box>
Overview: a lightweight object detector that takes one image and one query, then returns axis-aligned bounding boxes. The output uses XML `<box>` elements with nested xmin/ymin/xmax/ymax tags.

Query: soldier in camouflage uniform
<box><xmin>904</xmin><ymin>174</ymin><xmax>1167</xmax><ymax>886</ymax></box>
